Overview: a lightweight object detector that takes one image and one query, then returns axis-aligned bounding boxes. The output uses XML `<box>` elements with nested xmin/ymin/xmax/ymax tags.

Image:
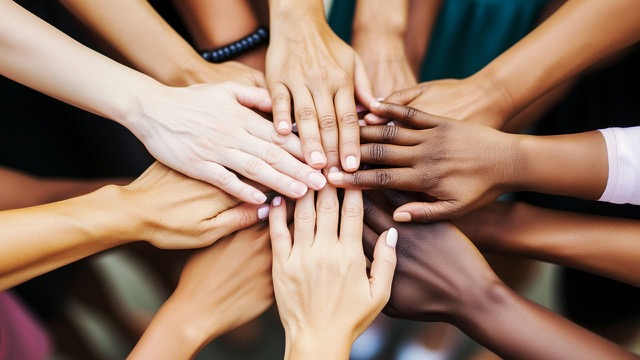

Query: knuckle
<box><xmin>270</xmin><ymin>128</ymin><xmax>287</xmax><ymax>145</ymax></box>
<box><xmin>334</xmin><ymin>70</ymin><xmax>350</xmax><ymax>86</ymax></box>
<box><xmin>341</xmin><ymin>204</ymin><xmax>363</xmax><ymax>218</ymax></box>
<box><xmin>273</xmin><ymin>93</ymin><xmax>290</xmax><ymax>106</ymax></box>
<box><xmin>381</xmin><ymin>125</ymin><xmax>399</xmax><ymax>143</ymax></box>
<box><xmin>244</xmin><ymin>157</ymin><xmax>265</xmax><ymax>176</ymax></box>
<box><xmin>369</xmin><ymin>143</ymin><xmax>388</xmax><ymax>163</ymax></box>
<box><xmin>318</xmin><ymin>113</ymin><xmax>337</xmax><ymax>130</ymax></box>
<box><xmin>318</xmin><ymin>197</ymin><xmax>338</xmax><ymax>212</ymax></box>
<box><xmin>295</xmin><ymin>208</ymin><xmax>315</xmax><ymax>223</ymax></box>
<box><xmin>376</xmin><ymin>169</ymin><xmax>393</xmax><ymax>187</ymax></box>
<box><xmin>404</xmin><ymin>106</ymin><xmax>417</xmax><ymax>120</ymax></box>
<box><xmin>264</xmin><ymin>146</ymin><xmax>286</xmax><ymax>166</ymax></box>
<box><xmin>235</xmin><ymin>209</ymin><xmax>254</xmax><ymax>229</ymax></box>
<box><xmin>297</xmin><ymin>106</ymin><xmax>316</xmax><ymax>122</ymax></box>
<box><xmin>309</xmin><ymin>68</ymin><xmax>330</xmax><ymax>83</ymax></box>
<box><xmin>215</xmin><ymin>171</ymin><xmax>237</xmax><ymax>188</ymax></box>
<box><xmin>339</xmin><ymin>112</ymin><xmax>358</xmax><ymax>127</ymax></box>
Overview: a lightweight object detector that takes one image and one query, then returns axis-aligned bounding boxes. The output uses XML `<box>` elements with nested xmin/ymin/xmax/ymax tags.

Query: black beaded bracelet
<box><xmin>201</xmin><ymin>26</ymin><xmax>269</xmax><ymax>63</ymax></box>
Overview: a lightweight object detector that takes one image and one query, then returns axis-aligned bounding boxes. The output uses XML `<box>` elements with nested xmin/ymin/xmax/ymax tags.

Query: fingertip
<box><xmin>393</xmin><ymin>211</ymin><xmax>412</xmax><ymax>222</ymax></box>
<box><xmin>344</xmin><ymin>155</ymin><xmax>359</xmax><ymax>172</ymax></box>
<box><xmin>385</xmin><ymin>227</ymin><xmax>398</xmax><ymax>248</ymax></box>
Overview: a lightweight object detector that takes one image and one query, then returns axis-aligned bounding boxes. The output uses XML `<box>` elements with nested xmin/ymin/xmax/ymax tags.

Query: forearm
<box><xmin>59</xmin><ymin>0</ymin><xmax>204</xmax><ymax>86</ymax></box>
<box><xmin>269</xmin><ymin>0</ymin><xmax>325</xmax><ymax>28</ymax></box>
<box><xmin>0</xmin><ymin>185</ymin><xmax>132</xmax><ymax>290</ymax></box>
<box><xmin>0</xmin><ymin>0</ymin><xmax>162</xmax><ymax>126</ymax></box>
<box><xmin>353</xmin><ymin>0</ymin><xmax>408</xmax><ymax>37</ymax></box>
<box><xmin>511</xmin><ymin>131</ymin><xmax>607</xmax><ymax>200</ymax></box>
<box><xmin>404</xmin><ymin>0</ymin><xmax>443</xmax><ymax>75</ymax></box>
<box><xmin>459</xmin><ymin>283</ymin><xmax>637</xmax><ymax>360</ymax></box>
<box><xmin>476</xmin><ymin>0</ymin><xmax>640</xmax><ymax>123</ymax></box>
<box><xmin>286</xmin><ymin>332</ymin><xmax>352</xmax><ymax>360</ymax></box>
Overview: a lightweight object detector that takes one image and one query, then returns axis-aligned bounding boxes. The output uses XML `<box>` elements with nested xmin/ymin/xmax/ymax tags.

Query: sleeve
<box><xmin>598</xmin><ymin>126</ymin><xmax>640</xmax><ymax>206</ymax></box>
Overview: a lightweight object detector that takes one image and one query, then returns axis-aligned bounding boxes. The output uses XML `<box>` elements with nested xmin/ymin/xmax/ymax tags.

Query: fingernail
<box><xmin>253</xmin><ymin>191</ymin><xmax>267</xmax><ymax>203</ymax></box>
<box><xmin>356</xmin><ymin>104</ymin><xmax>366</xmax><ymax>112</ymax></box>
<box><xmin>345</xmin><ymin>155</ymin><xmax>358</xmax><ymax>170</ymax></box>
<box><xmin>258</xmin><ymin>205</ymin><xmax>270</xmax><ymax>220</ymax></box>
<box><xmin>272</xmin><ymin>196</ymin><xmax>282</xmax><ymax>206</ymax></box>
<box><xmin>358</xmin><ymin>119</ymin><xmax>367</xmax><ymax>126</ymax></box>
<box><xmin>370</xmin><ymin>101</ymin><xmax>381</xmax><ymax>109</ymax></box>
<box><xmin>386</xmin><ymin>121</ymin><xmax>395</xmax><ymax>126</ymax></box>
<box><xmin>308</xmin><ymin>171</ymin><xmax>327</xmax><ymax>188</ymax></box>
<box><xmin>327</xmin><ymin>171</ymin><xmax>344</xmax><ymax>182</ymax></box>
<box><xmin>393</xmin><ymin>212</ymin><xmax>411</xmax><ymax>222</ymax></box>
<box><xmin>278</xmin><ymin>121</ymin><xmax>290</xmax><ymax>131</ymax></box>
<box><xmin>290</xmin><ymin>181</ymin><xmax>308</xmax><ymax>196</ymax></box>
<box><xmin>310</xmin><ymin>151</ymin><xmax>325</xmax><ymax>165</ymax></box>
<box><xmin>329</xmin><ymin>166</ymin><xmax>340</xmax><ymax>173</ymax></box>
<box><xmin>291</xmin><ymin>123</ymin><xmax>298</xmax><ymax>132</ymax></box>
<box><xmin>386</xmin><ymin>227</ymin><xmax>398</xmax><ymax>248</ymax></box>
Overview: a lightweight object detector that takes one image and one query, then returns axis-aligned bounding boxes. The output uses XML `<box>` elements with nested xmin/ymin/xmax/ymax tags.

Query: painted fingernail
<box><xmin>329</xmin><ymin>166</ymin><xmax>340</xmax><ymax>172</ymax></box>
<box><xmin>310</xmin><ymin>151</ymin><xmax>325</xmax><ymax>165</ymax></box>
<box><xmin>290</xmin><ymin>181</ymin><xmax>308</xmax><ymax>196</ymax></box>
<box><xmin>358</xmin><ymin>119</ymin><xmax>367</xmax><ymax>126</ymax></box>
<box><xmin>253</xmin><ymin>191</ymin><xmax>268</xmax><ymax>203</ymax></box>
<box><xmin>291</xmin><ymin>123</ymin><xmax>298</xmax><ymax>132</ymax></box>
<box><xmin>370</xmin><ymin>101</ymin><xmax>381</xmax><ymax>109</ymax></box>
<box><xmin>356</xmin><ymin>103</ymin><xmax>366</xmax><ymax>112</ymax></box>
<box><xmin>258</xmin><ymin>205</ymin><xmax>270</xmax><ymax>220</ymax></box>
<box><xmin>393</xmin><ymin>212</ymin><xmax>411</xmax><ymax>222</ymax></box>
<box><xmin>308</xmin><ymin>171</ymin><xmax>327</xmax><ymax>188</ymax></box>
<box><xmin>386</xmin><ymin>227</ymin><xmax>398</xmax><ymax>248</ymax></box>
<box><xmin>272</xmin><ymin>196</ymin><xmax>282</xmax><ymax>206</ymax></box>
<box><xmin>386</xmin><ymin>121</ymin><xmax>396</xmax><ymax>126</ymax></box>
<box><xmin>345</xmin><ymin>155</ymin><xmax>358</xmax><ymax>170</ymax></box>
<box><xmin>327</xmin><ymin>171</ymin><xmax>344</xmax><ymax>182</ymax></box>
<box><xmin>278</xmin><ymin>121</ymin><xmax>290</xmax><ymax>131</ymax></box>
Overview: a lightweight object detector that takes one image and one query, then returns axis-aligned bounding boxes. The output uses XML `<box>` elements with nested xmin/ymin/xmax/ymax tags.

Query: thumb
<box><xmin>369</xmin><ymin>228</ymin><xmax>398</xmax><ymax>303</ymax></box>
<box><xmin>207</xmin><ymin>202</ymin><xmax>267</xmax><ymax>242</ymax></box>
<box><xmin>393</xmin><ymin>201</ymin><xmax>462</xmax><ymax>223</ymax></box>
<box><xmin>354</xmin><ymin>55</ymin><xmax>376</xmax><ymax>108</ymax></box>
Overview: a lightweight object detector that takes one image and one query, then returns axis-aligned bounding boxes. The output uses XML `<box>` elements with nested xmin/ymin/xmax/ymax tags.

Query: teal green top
<box><xmin>328</xmin><ymin>0</ymin><xmax>547</xmax><ymax>81</ymax></box>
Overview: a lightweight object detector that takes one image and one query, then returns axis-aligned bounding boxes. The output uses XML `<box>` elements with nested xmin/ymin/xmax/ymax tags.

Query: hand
<box><xmin>365</xmin><ymin>76</ymin><xmax>513</xmax><ymax>129</ymax></box>
<box><xmin>180</xmin><ymin>60</ymin><xmax>267</xmax><ymax>88</ymax></box>
<box><xmin>269</xmin><ymin>187</ymin><xmax>396</xmax><ymax>359</ymax></box>
<box><xmin>361</xmin><ymin>190</ymin><xmax>499</xmax><ymax>324</ymax></box>
<box><xmin>351</xmin><ymin>32</ymin><xmax>417</xmax><ymax>98</ymax></box>
<box><xmin>266</xmin><ymin>19</ymin><xmax>375</xmax><ymax>170</ymax></box>
<box><xmin>127</xmin><ymin>81</ymin><xmax>327</xmax><ymax>204</ymax></box>
<box><xmin>128</xmin><ymin>223</ymin><xmax>273</xmax><ymax>360</ymax></box>
<box><xmin>329</xmin><ymin>102</ymin><xmax>517</xmax><ymax>222</ymax></box>
<box><xmin>122</xmin><ymin>162</ymin><xmax>268</xmax><ymax>249</ymax></box>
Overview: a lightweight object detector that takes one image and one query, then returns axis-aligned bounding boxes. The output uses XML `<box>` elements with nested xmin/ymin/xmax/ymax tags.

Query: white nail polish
<box><xmin>327</xmin><ymin>171</ymin><xmax>344</xmax><ymax>182</ymax></box>
<box><xmin>386</xmin><ymin>227</ymin><xmax>398</xmax><ymax>248</ymax></box>
<box><xmin>346</xmin><ymin>155</ymin><xmax>358</xmax><ymax>170</ymax></box>
<box><xmin>272</xmin><ymin>196</ymin><xmax>282</xmax><ymax>206</ymax></box>
<box><xmin>308</xmin><ymin>172</ymin><xmax>327</xmax><ymax>188</ymax></box>
<box><xmin>258</xmin><ymin>205</ymin><xmax>270</xmax><ymax>220</ymax></box>
<box><xmin>278</xmin><ymin>121</ymin><xmax>290</xmax><ymax>131</ymax></box>
<box><xmin>253</xmin><ymin>192</ymin><xmax>267</xmax><ymax>203</ymax></box>
<box><xmin>310</xmin><ymin>151</ymin><xmax>325</xmax><ymax>165</ymax></box>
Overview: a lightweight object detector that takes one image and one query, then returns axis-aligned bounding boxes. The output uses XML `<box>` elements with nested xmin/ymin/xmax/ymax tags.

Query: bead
<box><xmin>200</xmin><ymin>26</ymin><xmax>269</xmax><ymax>63</ymax></box>
<box><xmin>202</xmin><ymin>51</ymin><xmax>211</xmax><ymax>61</ymax></box>
<box><xmin>229</xmin><ymin>44</ymin><xmax>238</xmax><ymax>55</ymax></box>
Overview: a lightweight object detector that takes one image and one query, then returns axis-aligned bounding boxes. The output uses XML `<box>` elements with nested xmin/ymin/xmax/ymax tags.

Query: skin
<box><xmin>351</xmin><ymin>0</ymin><xmax>416</xmax><ymax>98</ymax></box>
<box><xmin>267</xmin><ymin>0</ymin><xmax>375</xmax><ymax>170</ymax></box>
<box><xmin>170</xmin><ymin>0</ymin><xmax>267</xmax><ymax>71</ymax></box>
<box><xmin>60</xmin><ymin>0</ymin><xmax>265</xmax><ymax>87</ymax></box>
<box><xmin>329</xmin><ymin>102</ymin><xmax>607</xmax><ymax>222</ymax></box>
<box><xmin>269</xmin><ymin>187</ymin><xmax>397</xmax><ymax>359</ymax></box>
<box><xmin>128</xmin><ymin>223</ymin><xmax>273</xmax><ymax>360</ymax></box>
<box><xmin>0</xmin><ymin>0</ymin><xmax>326</xmax><ymax>204</ymax></box>
<box><xmin>0</xmin><ymin>162</ymin><xmax>264</xmax><ymax>290</ymax></box>
<box><xmin>367</xmin><ymin>0</ymin><xmax>640</xmax><ymax>129</ymax></box>
<box><xmin>403</xmin><ymin>0</ymin><xmax>443</xmax><ymax>76</ymax></box>
<box><xmin>361</xmin><ymin>190</ymin><xmax>638</xmax><ymax>360</ymax></box>
<box><xmin>455</xmin><ymin>201</ymin><xmax>640</xmax><ymax>287</ymax></box>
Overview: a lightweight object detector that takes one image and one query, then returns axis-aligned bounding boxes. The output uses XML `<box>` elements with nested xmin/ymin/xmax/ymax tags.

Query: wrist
<box><xmin>83</xmin><ymin>185</ymin><xmax>136</xmax><ymax>247</ymax></box>
<box><xmin>285</xmin><ymin>330</ymin><xmax>353</xmax><ymax>360</ymax></box>
<box><xmin>353</xmin><ymin>1</ymin><xmax>408</xmax><ymax>37</ymax></box>
<box><xmin>269</xmin><ymin>1</ymin><xmax>325</xmax><ymax>28</ymax></box>
<box><xmin>469</xmin><ymin>68</ymin><xmax>520</xmax><ymax>128</ymax></box>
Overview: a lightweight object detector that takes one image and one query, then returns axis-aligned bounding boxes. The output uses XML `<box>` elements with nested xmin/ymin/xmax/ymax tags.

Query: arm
<box><xmin>0</xmin><ymin>162</ymin><xmax>265</xmax><ymax>290</ymax></box>
<box><xmin>454</xmin><ymin>201</ymin><xmax>640</xmax><ymax>287</ymax></box>
<box><xmin>404</xmin><ymin>0</ymin><xmax>443</xmax><ymax>76</ymax></box>
<box><xmin>379</xmin><ymin>0</ymin><xmax>640</xmax><ymax>129</ymax></box>
<box><xmin>170</xmin><ymin>0</ymin><xmax>266</xmax><ymax>71</ymax></box>
<box><xmin>362</xmin><ymin>190</ymin><xmax>638</xmax><ymax>360</ymax></box>
<box><xmin>1</xmin><ymin>0</ymin><xmax>325</xmax><ymax>204</ymax></box>
<box><xmin>330</xmin><ymin>102</ymin><xmax>609</xmax><ymax>222</ymax></box>
<box><xmin>351</xmin><ymin>0</ymin><xmax>416</xmax><ymax>98</ymax></box>
<box><xmin>128</xmin><ymin>223</ymin><xmax>273</xmax><ymax>359</ymax></box>
<box><xmin>59</xmin><ymin>0</ymin><xmax>265</xmax><ymax>87</ymax></box>
<box><xmin>268</xmin><ymin>187</ymin><xmax>397</xmax><ymax>359</ymax></box>
<box><xmin>266</xmin><ymin>0</ymin><xmax>375</xmax><ymax>170</ymax></box>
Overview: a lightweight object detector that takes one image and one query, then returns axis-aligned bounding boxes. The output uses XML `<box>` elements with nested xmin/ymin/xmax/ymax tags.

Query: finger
<box><xmin>362</xmin><ymin>224</ymin><xmax>379</xmax><ymax>261</ymax></box>
<box><xmin>227</xmin><ymin>149</ymin><xmax>309</xmax><ymax>199</ymax></box>
<box><xmin>369</xmin><ymin>228</ymin><xmax>397</xmax><ymax>303</ymax></box>
<box><xmin>312</xmin><ymin>90</ymin><xmax>340</xmax><ymax>168</ymax></box>
<box><xmin>369</xmin><ymin>101</ymin><xmax>443</xmax><ymax>129</ymax></box>
<box><xmin>394</xmin><ymin>200</ymin><xmax>462</xmax><ymax>223</ymax></box>
<box><xmin>379</xmin><ymin>189</ymin><xmax>418</xmax><ymax>209</ymax></box>
<box><xmin>293</xmin><ymin>190</ymin><xmax>316</xmax><ymax>248</ymax></box>
<box><xmin>207</xmin><ymin>202</ymin><xmax>266</xmax><ymax>243</ymax></box>
<box><xmin>192</xmin><ymin>161</ymin><xmax>267</xmax><ymax>204</ymax></box>
<box><xmin>293</xmin><ymin>87</ymin><xmax>326</xmax><ymax>169</ymax></box>
<box><xmin>269</xmin><ymin>82</ymin><xmax>293</xmax><ymax>134</ymax></box>
<box><xmin>335</xmin><ymin>86</ymin><xmax>360</xmax><ymax>172</ymax></box>
<box><xmin>359</xmin><ymin>125</ymin><xmax>421</xmax><ymax>146</ymax></box>
<box><xmin>362</xmin><ymin>194</ymin><xmax>396</xmax><ymax>234</ymax></box>
<box><xmin>226</xmin><ymin>82</ymin><xmax>273</xmax><ymax>113</ymax></box>
<box><xmin>253</xmin><ymin>71</ymin><xmax>268</xmax><ymax>89</ymax></box>
<box><xmin>384</xmin><ymin>85</ymin><xmax>424</xmax><ymax>105</ymax></box>
<box><xmin>339</xmin><ymin>189</ymin><xmax>364</xmax><ymax>247</ymax></box>
<box><xmin>243</xmin><ymin>115</ymin><xmax>305</xmax><ymax>161</ymax></box>
<box><xmin>327</xmin><ymin>168</ymin><xmax>414</xmax><ymax>191</ymax></box>
<box><xmin>363</xmin><ymin>112</ymin><xmax>389</xmax><ymax>125</ymax></box>
<box><xmin>269</xmin><ymin>196</ymin><xmax>292</xmax><ymax>264</ymax></box>
<box><xmin>354</xmin><ymin>54</ymin><xmax>376</xmax><ymax>108</ymax></box>
<box><xmin>315</xmin><ymin>185</ymin><xmax>340</xmax><ymax>241</ymax></box>
<box><xmin>359</xmin><ymin>143</ymin><xmax>413</xmax><ymax>167</ymax></box>
<box><xmin>239</xmin><ymin>138</ymin><xmax>326</xmax><ymax>190</ymax></box>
